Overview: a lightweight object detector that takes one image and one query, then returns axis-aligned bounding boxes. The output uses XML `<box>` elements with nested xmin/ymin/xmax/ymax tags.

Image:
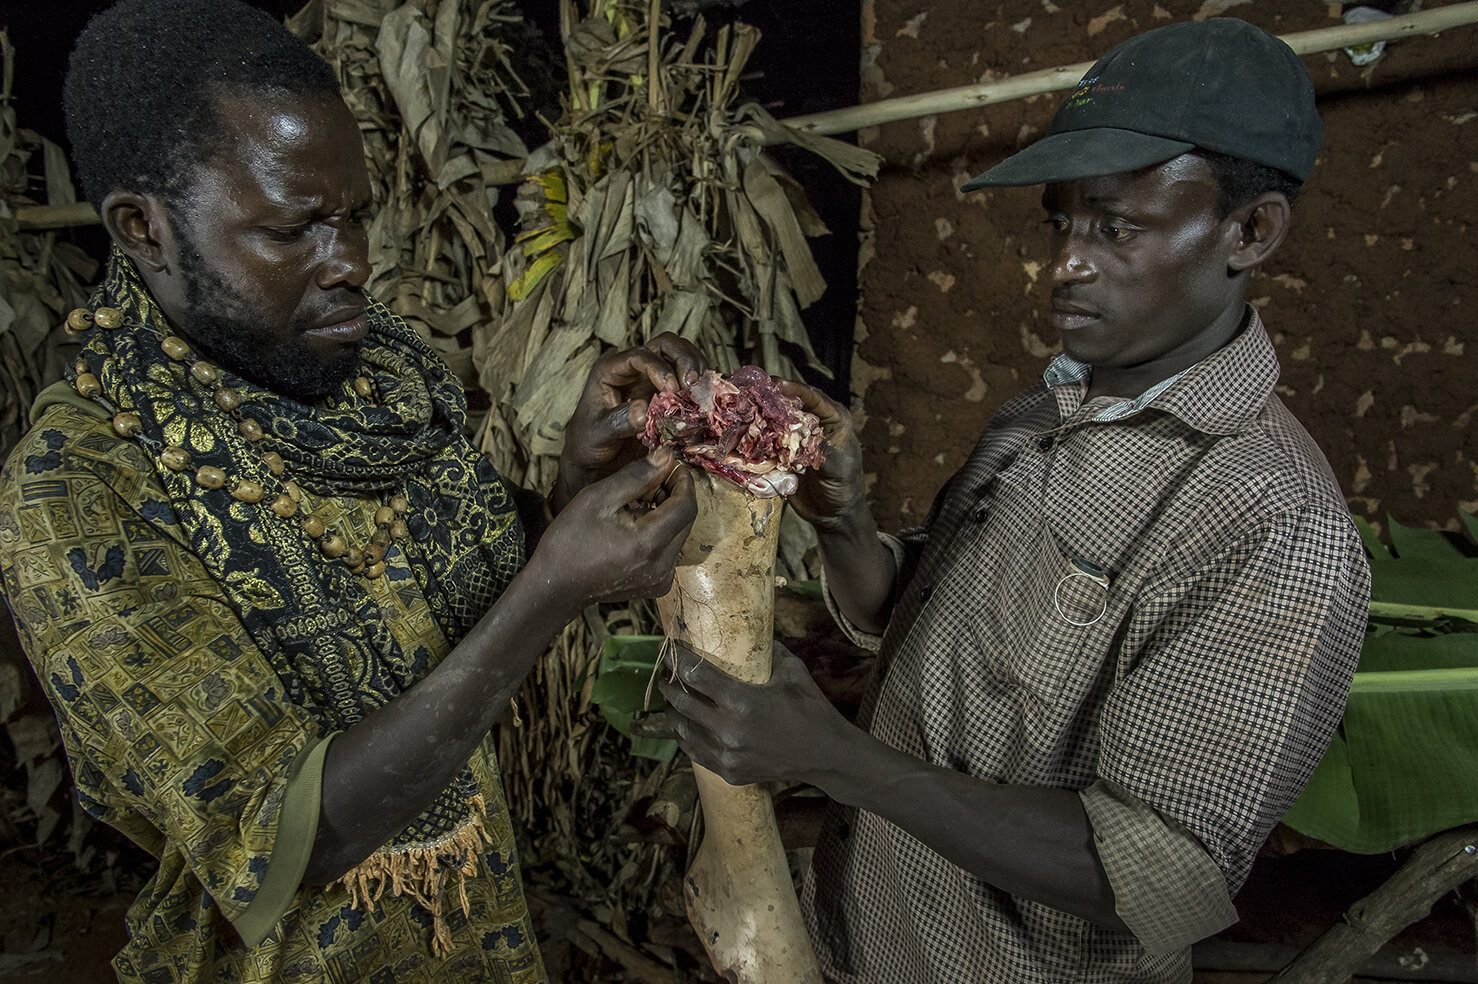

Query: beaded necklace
<box><xmin>65</xmin><ymin>304</ymin><xmax>408</xmax><ymax>578</ymax></box>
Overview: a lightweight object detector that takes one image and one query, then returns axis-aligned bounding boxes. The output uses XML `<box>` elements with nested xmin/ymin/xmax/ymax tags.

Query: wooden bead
<box><xmin>93</xmin><ymin>307</ymin><xmax>124</xmax><ymax>330</ymax></box>
<box><xmin>74</xmin><ymin>373</ymin><xmax>102</xmax><ymax>398</ymax></box>
<box><xmin>370</xmin><ymin>528</ymin><xmax>392</xmax><ymax>549</ymax></box>
<box><xmin>300</xmin><ymin>514</ymin><xmax>325</xmax><ymax>539</ymax></box>
<box><xmin>270</xmin><ymin>493</ymin><xmax>298</xmax><ymax>518</ymax></box>
<box><xmin>319</xmin><ymin>534</ymin><xmax>347</xmax><ymax>559</ymax></box>
<box><xmin>231</xmin><ymin>480</ymin><xmax>265</xmax><ymax>504</ymax></box>
<box><xmin>390</xmin><ymin>519</ymin><xmax>409</xmax><ymax>540</ymax></box>
<box><xmin>363</xmin><ymin>543</ymin><xmax>385</xmax><ymax>565</ymax></box>
<box><xmin>112</xmin><ymin>412</ymin><xmax>142</xmax><ymax>438</ymax></box>
<box><xmin>364</xmin><ymin>561</ymin><xmax>387</xmax><ymax>579</ymax></box>
<box><xmin>390</xmin><ymin>495</ymin><xmax>410</xmax><ymax>514</ymax></box>
<box><xmin>375</xmin><ymin>505</ymin><xmax>397</xmax><ymax>527</ymax></box>
<box><xmin>354</xmin><ymin>376</ymin><xmax>374</xmax><ymax>400</ymax></box>
<box><xmin>196</xmin><ymin>465</ymin><xmax>226</xmax><ymax>489</ymax></box>
<box><xmin>284</xmin><ymin>481</ymin><xmax>303</xmax><ymax>503</ymax></box>
<box><xmin>66</xmin><ymin>309</ymin><xmax>93</xmax><ymax>333</ymax></box>
<box><xmin>344</xmin><ymin>547</ymin><xmax>365</xmax><ymax>569</ymax></box>
<box><xmin>213</xmin><ymin>388</ymin><xmax>242</xmax><ymax>412</ymax></box>
<box><xmin>260</xmin><ymin>451</ymin><xmax>285</xmax><ymax>476</ymax></box>
<box><xmin>238</xmin><ymin>418</ymin><xmax>264</xmax><ymax>442</ymax></box>
<box><xmin>161</xmin><ymin>336</ymin><xmax>190</xmax><ymax>361</ymax></box>
<box><xmin>160</xmin><ymin>446</ymin><xmax>191</xmax><ymax>471</ymax></box>
<box><xmin>191</xmin><ymin>362</ymin><xmax>219</xmax><ymax>386</ymax></box>
<box><xmin>74</xmin><ymin>359</ymin><xmax>89</xmax><ymax>376</ymax></box>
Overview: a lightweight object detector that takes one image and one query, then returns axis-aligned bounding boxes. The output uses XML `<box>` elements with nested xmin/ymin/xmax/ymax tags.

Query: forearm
<box><xmin>814</xmin><ymin>503</ymin><xmax>897</xmax><ymax>636</ymax></box>
<box><xmin>304</xmin><ymin>563</ymin><xmax>579</xmax><ymax>883</ymax></box>
<box><xmin>812</xmin><ymin>725</ymin><xmax>1126</xmax><ymax>929</ymax></box>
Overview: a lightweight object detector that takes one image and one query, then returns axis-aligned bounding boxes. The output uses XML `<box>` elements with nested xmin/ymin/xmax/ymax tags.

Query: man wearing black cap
<box><xmin>660</xmin><ymin>17</ymin><xmax>1371</xmax><ymax>982</ymax></box>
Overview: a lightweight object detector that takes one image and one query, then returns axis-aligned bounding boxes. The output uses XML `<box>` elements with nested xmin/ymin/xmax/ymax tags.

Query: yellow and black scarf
<box><xmin>72</xmin><ymin>250</ymin><xmax>524</xmax><ymax>950</ymax></box>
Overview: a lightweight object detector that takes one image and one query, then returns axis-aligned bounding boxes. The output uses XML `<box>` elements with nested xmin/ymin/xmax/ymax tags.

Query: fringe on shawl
<box><xmin>334</xmin><ymin>795</ymin><xmax>495</xmax><ymax>956</ymax></box>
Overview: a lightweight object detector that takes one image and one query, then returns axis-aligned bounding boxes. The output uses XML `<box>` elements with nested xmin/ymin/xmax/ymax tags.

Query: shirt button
<box><xmin>971</xmin><ymin>505</ymin><xmax>989</xmax><ymax>522</ymax></box>
<box><xmin>1037</xmin><ymin>435</ymin><xmax>1054</xmax><ymax>451</ymax></box>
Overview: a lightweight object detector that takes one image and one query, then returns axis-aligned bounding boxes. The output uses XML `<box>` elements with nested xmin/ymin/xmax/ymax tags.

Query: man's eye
<box><xmin>265</xmin><ymin>225</ymin><xmax>309</xmax><ymax>241</ymax></box>
<box><xmin>1102</xmin><ymin>224</ymin><xmax>1134</xmax><ymax>242</ymax></box>
<box><xmin>1043</xmin><ymin>216</ymin><xmax>1068</xmax><ymax>233</ymax></box>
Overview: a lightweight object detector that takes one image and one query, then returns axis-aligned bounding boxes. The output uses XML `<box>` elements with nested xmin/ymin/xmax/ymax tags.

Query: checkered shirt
<box><xmin>803</xmin><ymin>310</ymin><xmax>1371</xmax><ymax>983</ymax></box>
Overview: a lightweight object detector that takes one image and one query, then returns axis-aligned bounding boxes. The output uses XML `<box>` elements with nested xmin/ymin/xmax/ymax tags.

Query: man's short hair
<box><xmin>64</xmin><ymin>0</ymin><xmax>341</xmax><ymax>209</ymax></box>
<box><xmin>1193</xmin><ymin>150</ymin><xmax>1304</xmax><ymax>218</ymax></box>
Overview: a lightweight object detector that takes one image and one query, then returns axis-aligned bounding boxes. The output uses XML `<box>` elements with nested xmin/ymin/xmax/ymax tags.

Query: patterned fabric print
<box><xmin>68</xmin><ymin>252</ymin><xmax>524</xmax><ymax>885</ymax></box>
<box><xmin>803</xmin><ymin>311</ymin><xmax>1371</xmax><ymax>983</ymax></box>
<box><xmin>0</xmin><ymin>403</ymin><xmax>546</xmax><ymax>983</ymax></box>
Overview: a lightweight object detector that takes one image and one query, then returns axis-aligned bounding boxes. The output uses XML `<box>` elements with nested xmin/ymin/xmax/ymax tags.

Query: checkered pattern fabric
<box><xmin>804</xmin><ymin>310</ymin><xmax>1370</xmax><ymax>983</ymax></box>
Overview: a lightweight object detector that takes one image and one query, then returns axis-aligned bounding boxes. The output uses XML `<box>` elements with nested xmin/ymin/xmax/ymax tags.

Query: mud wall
<box><xmin>851</xmin><ymin>0</ymin><xmax>1478</xmax><ymax>536</ymax></box>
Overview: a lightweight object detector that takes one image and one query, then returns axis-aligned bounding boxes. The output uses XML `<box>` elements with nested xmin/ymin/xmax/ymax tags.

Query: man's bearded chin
<box><xmin>175</xmin><ymin>241</ymin><xmax>363</xmax><ymax>402</ymax></box>
<box><xmin>184</xmin><ymin>306</ymin><xmax>362</xmax><ymax>402</ymax></box>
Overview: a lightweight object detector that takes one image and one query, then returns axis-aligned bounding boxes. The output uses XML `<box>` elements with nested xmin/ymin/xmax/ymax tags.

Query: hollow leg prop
<box><xmin>657</xmin><ymin>471</ymin><xmax>824</xmax><ymax>983</ymax></box>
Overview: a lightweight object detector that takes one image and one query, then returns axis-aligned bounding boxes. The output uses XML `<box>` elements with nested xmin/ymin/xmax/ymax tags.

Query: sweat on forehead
<box><xmin>63</xmin><ymin>0</ymin><xmax>340</xmax><ymax>210</ymax></box>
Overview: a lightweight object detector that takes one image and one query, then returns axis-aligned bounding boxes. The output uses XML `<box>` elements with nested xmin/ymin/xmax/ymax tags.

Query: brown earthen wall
<box><xmin>853</xmin><ymin>0</ymin><xmax>1478</xmax><ymax>536</ymax></box>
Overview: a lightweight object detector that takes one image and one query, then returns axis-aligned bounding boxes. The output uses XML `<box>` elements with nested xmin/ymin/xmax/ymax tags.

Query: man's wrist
<box><xmin>813</xmin><ymin>497</ymin><xmax>880</xmax><ymax>553</ymax></box>
<box><xmin>549</xmin><ymin>460</ymin><xmax>591</xmax><ymax>515</ymax></box>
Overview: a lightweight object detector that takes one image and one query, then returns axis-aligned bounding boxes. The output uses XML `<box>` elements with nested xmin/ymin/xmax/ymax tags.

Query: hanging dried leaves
<box><xmin>0</xmin><ymin>32</ymin><xmax>95</xmax><ymax>460</ymax></box>
<box><xmin>475</xmin><ymin>0</ymin><xmax>879</xmax><ymax>496</ymax></box>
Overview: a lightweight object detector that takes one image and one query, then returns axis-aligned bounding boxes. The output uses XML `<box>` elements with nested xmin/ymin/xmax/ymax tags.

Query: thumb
<box><xmin>594</xmin><ymin>447</ymin><xmax>679</xmax><ymax>507</ymax></box>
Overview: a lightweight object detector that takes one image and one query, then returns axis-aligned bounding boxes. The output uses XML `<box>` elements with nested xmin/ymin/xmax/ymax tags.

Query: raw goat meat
<box><xmin>642</xmin><ymin>365</ymin><xmax>824</xmax><ymax>497</ymax></box>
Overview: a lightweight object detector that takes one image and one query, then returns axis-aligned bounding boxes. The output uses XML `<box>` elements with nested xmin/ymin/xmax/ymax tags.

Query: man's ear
<box><xmin>1227</xmin><ymin>192</ymin><xmax>1292</xmax><ymax>274</ymax></box>
<box><xmin>100</xmin><ymin>190</ymin><xmax>176</xmax><ymax>274</ymax></box>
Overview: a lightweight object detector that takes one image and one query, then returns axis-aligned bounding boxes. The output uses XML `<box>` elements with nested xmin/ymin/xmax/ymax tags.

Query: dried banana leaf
<box><xmin>0</xmin><ymin>33</ymin><xmax>93</xmax><ymax>459</ymax></box>
<box><xmin>475</xmin><ymin>0</ymin><xmax>879</xmax><ymax>501</ymax></box>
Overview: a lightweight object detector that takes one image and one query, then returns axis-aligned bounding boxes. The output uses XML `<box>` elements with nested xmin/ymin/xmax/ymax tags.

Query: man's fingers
<box><xmin>593</xmin><ymin>448</ymin><xmax>678</xmax><ymax>508</ymax></box>
<box><xmin>645</xmin><ymin>332</ymin><xmax>703</xmax><ymax>386</ymax></box>
<box><xmin>588</xmin><ymin>400</ymin><xmax>644</xmax><ymax>446</ymax></box>
<box><xmin>775</xmin><ymin>379</ymin><xmax>849</xmax><ymax>430</ymax></box>
<box><xmin>593</xmin><ymin>346</ymin><xmax>682</xmax><ymax>404</ymax></box>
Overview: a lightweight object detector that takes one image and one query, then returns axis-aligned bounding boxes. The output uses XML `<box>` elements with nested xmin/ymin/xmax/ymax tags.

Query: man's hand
<box><xmin>553</xmin><ymin>334</ymin><xmax>704</xmax><ymax>514</ymax></box>
<box><xmin>772</xmin><ymin>380</ymin><xmax>867</xmax><ymax>532</ymax></box>
<box><xmin>311</xmin><ymin>449</ymin><xmax>693</xmax><ymax>885</ymax></box>
<box><xmin>658</xmin><ymin>637</ymin><xmax>1126</xmax><ymax>930</ymax></box>
<box><xmin>536</xmin><ymin>448</ymin><xmax>697</xmax><ymax>610</ymax></box>
<box><xmin>659</xmin><ymin>639</ymin><xmax>852</xmax><ymax>787</ymax></box>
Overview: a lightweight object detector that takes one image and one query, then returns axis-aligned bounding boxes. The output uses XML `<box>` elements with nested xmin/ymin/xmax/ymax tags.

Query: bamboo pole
<box><xmin>781</xmin><ymin>1</ymin><xmax>1478</xmax><ymax>137</ymax></box>
<box><xmin>15</xmin><ymin>2</ymin><xmax>1478</xmax><ymax>232</ymax></box>
<box><xmin>14</xmin><ymin>201</ymin><xmax>97</xmax><ymax>230</ymax></box>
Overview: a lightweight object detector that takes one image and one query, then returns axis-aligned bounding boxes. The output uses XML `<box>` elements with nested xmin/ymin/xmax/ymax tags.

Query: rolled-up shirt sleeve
<box><xmin>821</xmin><ymin>531</ymin><xmax>910</xmax><ymax>652</ymax></box>
<box><xmin>1080</xmin><ymin>779</ymin><xmax>1238</xmax><ymax>953</ymax></box>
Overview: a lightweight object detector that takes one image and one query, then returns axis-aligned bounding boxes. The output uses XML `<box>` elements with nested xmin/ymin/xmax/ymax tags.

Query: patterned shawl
<box><xmin>72</xmin><ymin>249</ymin><xmax>525</xmax><ymax>951</ymax></box>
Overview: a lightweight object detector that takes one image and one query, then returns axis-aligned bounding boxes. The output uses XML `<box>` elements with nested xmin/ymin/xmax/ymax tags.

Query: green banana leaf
<box><xmin>1281</xmin><ymin>512</ymin><xmax>1478</xmax><ymax>853</ymax></box>
<box><xmin>589</xmin><ymin>635</ymin><xmax>676</xmax><ymax>762</ymax></box>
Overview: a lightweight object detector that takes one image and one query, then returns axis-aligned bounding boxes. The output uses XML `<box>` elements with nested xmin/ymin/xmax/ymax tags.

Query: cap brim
<box><xmin>961</xmin><ymin>128</ymin><xmax>1195</xmax><ymax>190</ymax></box>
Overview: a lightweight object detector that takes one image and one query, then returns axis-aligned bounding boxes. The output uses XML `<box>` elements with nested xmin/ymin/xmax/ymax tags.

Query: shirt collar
<box><xmin>1042</xmin><ymin>306</ymin><xmax>1280</xmax><ymax>436</ymax></box>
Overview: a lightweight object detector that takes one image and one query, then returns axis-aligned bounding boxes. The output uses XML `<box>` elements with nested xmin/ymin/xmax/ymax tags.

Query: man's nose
<box><xmin>319</xmin><ymin>225</ymin><xmax>370</xmax><ymax>289</ymax></box>
<box><xmin>1049</xmin><ymin>233</ymin><xmax>1095</xmax><ymax>287</ymax></box>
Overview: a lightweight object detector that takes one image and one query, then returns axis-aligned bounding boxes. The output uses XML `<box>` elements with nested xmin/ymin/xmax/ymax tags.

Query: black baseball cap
<box><xmin>962</xmin><ymin>17</ymin><xmax>1321</xmax><ymax>189</ymax></box>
